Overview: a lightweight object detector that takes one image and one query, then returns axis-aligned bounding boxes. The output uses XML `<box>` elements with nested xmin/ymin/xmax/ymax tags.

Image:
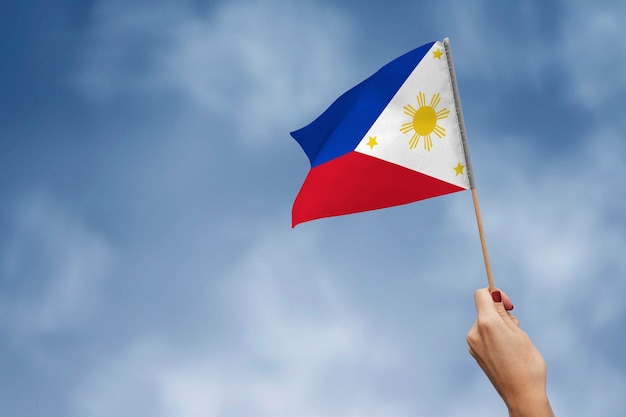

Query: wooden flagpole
<box><xmin>443</xmin><ymin>38</ymin><xmax>495</xmax><ymax>292</ymax></box>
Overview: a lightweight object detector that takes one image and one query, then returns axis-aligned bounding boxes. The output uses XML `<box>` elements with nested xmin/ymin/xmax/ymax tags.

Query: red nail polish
<box><xmin>491</xmin><ymin>291</ymin><xmax>502</xmax><ymax>302</ymax></box>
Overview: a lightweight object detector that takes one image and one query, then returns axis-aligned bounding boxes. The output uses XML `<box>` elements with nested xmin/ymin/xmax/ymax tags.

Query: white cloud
<box><xmin>74</xmin><ymin>0</ymin><xmax>357</xmax><ymax>144</ymax></box>
<box><xmin>559</xmin><ymin>2</ymin><xmax>626</xmax><ymax>107</ymax></box>
<box><xmin>0</xmin><ymin>191</ymin><xmax>115</xmax><ymax>337</ymax></box>
<box><xmin>477</xmin><ymin>130</ymin><xmax>626</xmax><ymax>294</ymax></box>
<box><xmin>443</xmin><ymin>0</ymin><xmax>555</xmax><ymax>87</ymax></box>
<box><xmin>72</xmin><ymin>227</ymin><xmax>410</xmax><ymax>417</ymax></box>
<box><xmin>444</xmin><ymin>0</ymin><xmax>626</xmax><ymax>109</ymax></box>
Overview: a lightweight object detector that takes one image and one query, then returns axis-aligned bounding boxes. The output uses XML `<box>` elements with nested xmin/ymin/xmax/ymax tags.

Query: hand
<box><xmin>466</xmin><ymin>288</ymin><xmax>554</xmax><ymax>417</ymax></box>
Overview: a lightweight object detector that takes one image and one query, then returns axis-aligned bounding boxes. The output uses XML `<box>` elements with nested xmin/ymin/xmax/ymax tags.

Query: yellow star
<box><xmin>367</xmin><ymin>136</ymin><xmax>378</xmax><ymax>149</ymax></box>
<box><xmin>454</xmin><ymin>162</ymin><xmax>465</xmax><ymax>176</ymax></box>
<box><xmin>432</xmin><ymin>49</ymin><xmax>443</xmax><ymax>59</ymax></box>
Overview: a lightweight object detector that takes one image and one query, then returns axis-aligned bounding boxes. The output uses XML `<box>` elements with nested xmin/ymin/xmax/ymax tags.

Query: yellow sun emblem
<box><xmin>400</xmin><ymin>92</ymin><xmax>450</xmax><ymax>151</ymax></box>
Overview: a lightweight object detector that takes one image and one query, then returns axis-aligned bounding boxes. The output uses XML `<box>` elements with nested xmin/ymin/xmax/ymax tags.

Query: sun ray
<box><xmin>400</xmin><ymin>122</ymin><xmax>414</xmax><ymax>134</ymax></box>
<box><xmin>430</xmin><ymin>93</ymin><xmax>441</xmax><ymax>109</ymax></box>
<box><xmin>409</xmin><ymin>133</ymin><xmax>420</xmax><ymax>149</ymax></box>
<box><xmin>403</xmin><ymin>104</ymin><xmax>417</xmax><ymax>116</ymax></box>
<box><xmin>424</xmin><ymin>135</ymin><xmax>433</xmax><ymax>151</ymax></box>
<box><xmin>417</xmin><ymin>92</ymin><xmax>426</xmax><ymax>107</ymax></box>
<box><xmin>436</xmin><ymin>108</ymin><xmax>450</xmax><ymax>119</ymax></box>
<box><xmin>433</xmin><ymin>125</ymin><xmax>446</xmax><ymax>138</ymax></box>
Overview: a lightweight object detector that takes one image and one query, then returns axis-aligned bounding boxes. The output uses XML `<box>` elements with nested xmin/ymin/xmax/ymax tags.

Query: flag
<box><xmin>291</xmin><ymin>39</ymin><xmax>471</xmax><ymax>227</ymax></box>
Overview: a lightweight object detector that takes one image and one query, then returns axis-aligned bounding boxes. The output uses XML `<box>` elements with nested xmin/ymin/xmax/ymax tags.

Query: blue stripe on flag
<box><xmin>291</xmin><ymin>42</ymin><xmax>434</xmax><ymax>168</ymax></box>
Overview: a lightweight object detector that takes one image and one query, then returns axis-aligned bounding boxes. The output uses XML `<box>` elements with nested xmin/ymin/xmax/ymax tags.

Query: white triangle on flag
<box><xmin>354</xmin><ymin>41</ymin><xmax>470</xmax><ymax>190</ymax></box>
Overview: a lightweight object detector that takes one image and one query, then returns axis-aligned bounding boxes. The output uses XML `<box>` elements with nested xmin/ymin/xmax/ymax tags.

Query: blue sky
<box><xmin>1</xmin><ymin>0</ymin><xmax>625</xmax><ymax>416</ymax></box>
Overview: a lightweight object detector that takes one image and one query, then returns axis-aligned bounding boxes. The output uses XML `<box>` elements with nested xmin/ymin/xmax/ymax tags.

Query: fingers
<box><xmin>500</xmin><ymin>291</ymin><xmax>514</xmax><ymax>312</ymax></box>
<box><xmin>491</xmin><ymin>289</ymin><xmax>514</xmax><ymax>311</ymax></box>
<box><xmin>473</xmin><ymin>288</ymin><xmax>519</xmax><ymax>329</ymax></box>
<box><xmin>473</xmin><ymin>288</ymin><xmax>514</xmax><ymax>312</ymax></box>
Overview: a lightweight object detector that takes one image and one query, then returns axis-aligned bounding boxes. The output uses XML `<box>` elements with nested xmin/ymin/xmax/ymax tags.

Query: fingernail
<box><xmin>491</xmin><ymin>291</ymin><xmax>502</xmax><ymax>303</ymax></box>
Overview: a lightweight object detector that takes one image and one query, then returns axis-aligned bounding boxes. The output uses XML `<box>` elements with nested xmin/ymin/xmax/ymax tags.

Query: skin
<box><xmin>467</xmin><ymin>288</ymin><xmax>555</xmax><ymax>417</ymax></box>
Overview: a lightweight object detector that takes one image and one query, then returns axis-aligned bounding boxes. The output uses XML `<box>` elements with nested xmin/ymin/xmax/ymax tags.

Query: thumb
<box><xmin>491</xmin><ymin>288</ymin><xmax>514</xmax><ymax>311</ymax></box>
<box><xmin>491</xmin><ymin>290</ymin><xmax>507</xmax><ymax>315</ymax></box>
<box><xmin>491</xmin><ymin>289</ymin><xmax>518</xmax><ymax>328</ymax></box>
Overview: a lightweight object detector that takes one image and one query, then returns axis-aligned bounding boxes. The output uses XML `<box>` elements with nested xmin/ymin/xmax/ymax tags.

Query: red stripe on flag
<box><xmin>292</xmin><ymin>151</ymin><xmax>465</xmax><ymax>227</ymax></box>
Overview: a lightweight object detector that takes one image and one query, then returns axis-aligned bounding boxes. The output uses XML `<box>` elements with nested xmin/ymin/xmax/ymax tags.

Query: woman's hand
<box><xmin>467</xmin><ymin>288</ymin><xmax>554</xmax><ymax>417</ymax></box>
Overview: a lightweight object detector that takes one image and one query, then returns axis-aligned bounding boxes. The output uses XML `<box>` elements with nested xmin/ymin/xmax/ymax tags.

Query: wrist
<box><xmin>506</xmin><ymin>393</ymin><xmax>554</xmax><ymax>417</ymax></box>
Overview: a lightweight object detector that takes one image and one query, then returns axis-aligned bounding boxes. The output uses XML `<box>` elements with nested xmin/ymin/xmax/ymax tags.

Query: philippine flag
<box><xmin>291</xmin><ymin>39</ymin><xmax>471</xmax><ymax>227</ymax></box>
